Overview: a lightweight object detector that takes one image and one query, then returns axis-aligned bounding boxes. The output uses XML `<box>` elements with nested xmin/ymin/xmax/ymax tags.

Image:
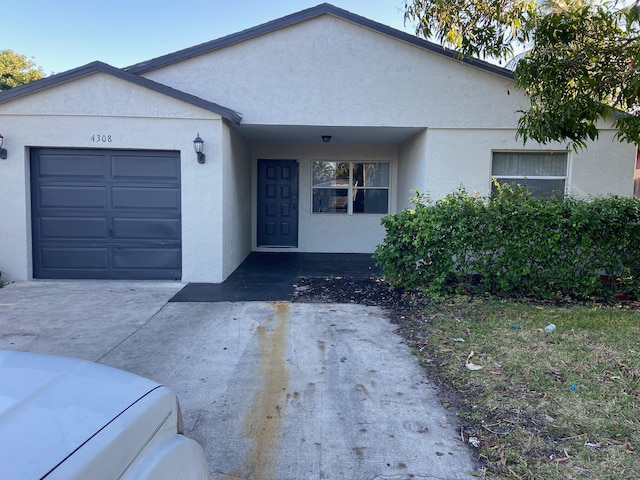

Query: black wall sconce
<box><xmin>321</xmin><ymin>135</ymin><xmax>332</xmax><ymax>143</ymax></box>
<box><xmin>193</xmin><ymin>133</ymin><xmax>205</xmax><ymax>164</ymax></box>
<box><xmin>0</xmin><ymin>134</ymin><xmax>6</xmax><ymax>159</ymax></box>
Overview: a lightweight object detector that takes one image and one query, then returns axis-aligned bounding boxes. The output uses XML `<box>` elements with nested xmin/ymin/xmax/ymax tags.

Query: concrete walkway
<box><xmin>0</xmin><ymin>281</ymin><xmax>478</xmax><ymax>479</ymax></box>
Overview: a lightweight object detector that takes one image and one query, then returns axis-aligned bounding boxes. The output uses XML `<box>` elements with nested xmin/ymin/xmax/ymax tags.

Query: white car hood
<box><xmin>0</xmin><ymin>350</ymin><xmax>160</xmax><ymax>479</ymax></box>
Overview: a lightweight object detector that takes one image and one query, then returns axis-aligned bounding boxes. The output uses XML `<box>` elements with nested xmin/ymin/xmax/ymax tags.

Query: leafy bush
<box><xmin>373</xmin><ymin>185</ymin><xmax>640</xmax><ymax>299</ymax></box>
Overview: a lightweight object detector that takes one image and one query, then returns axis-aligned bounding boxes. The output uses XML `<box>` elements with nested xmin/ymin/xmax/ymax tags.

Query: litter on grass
<box><xmin>465</xmin><ymin>351</ymin><xmax>484</xmax><ymax>371</ymax></box>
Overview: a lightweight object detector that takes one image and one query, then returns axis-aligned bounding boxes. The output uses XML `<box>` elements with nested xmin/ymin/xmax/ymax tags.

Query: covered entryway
<box><xmin>30</xmin><ymin>148</ymin><xmax>181</xmax><ymax>279</ymax></box>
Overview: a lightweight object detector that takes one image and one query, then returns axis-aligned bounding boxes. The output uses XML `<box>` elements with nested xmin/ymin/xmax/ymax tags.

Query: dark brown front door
<box><xmin>257</xmin><ymin>159</ymin><xmax>299</xmax><ymax>247</ymax></box>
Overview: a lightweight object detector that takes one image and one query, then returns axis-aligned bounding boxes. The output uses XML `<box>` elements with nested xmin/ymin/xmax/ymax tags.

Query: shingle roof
<box><xmin>124</xmin><ymin>2</ymin><xmax>514</xmax><ymax>80</ymax></box>
<box><xmin>0</xmin><ymin>61</ymin><xmax>243</xmax><ymax>124</ymax></box>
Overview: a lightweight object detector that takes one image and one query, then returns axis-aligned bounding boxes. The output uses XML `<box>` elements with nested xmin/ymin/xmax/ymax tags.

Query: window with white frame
<box><xmin>312</xmin><ymin>161</ymin><xmax>390</xmax><ymax>214</ymax></box>
<box><xmin>491</xmin><ymin>151</ymin><xmax>568</xmax><ymax>198</ymax></box>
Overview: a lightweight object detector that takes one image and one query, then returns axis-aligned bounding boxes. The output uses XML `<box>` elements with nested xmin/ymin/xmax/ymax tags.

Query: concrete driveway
<box><xmin>0</xmin><ymin>281</ymin><xmax>478</xmax><ymax>479</ymax></box>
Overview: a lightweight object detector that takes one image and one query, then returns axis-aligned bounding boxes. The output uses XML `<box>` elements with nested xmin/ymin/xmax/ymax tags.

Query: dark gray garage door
<box><xmin>31</xmin><ymin>148</ymin><xmax>181</xmax><ymax>280</ymax></box>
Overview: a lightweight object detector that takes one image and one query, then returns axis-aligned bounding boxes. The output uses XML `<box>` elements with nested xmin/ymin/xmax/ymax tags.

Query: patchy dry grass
<box><xmin>405</xmin><ymin>296</ymin><xmax>640</xmax><ymax>479</ymax></box>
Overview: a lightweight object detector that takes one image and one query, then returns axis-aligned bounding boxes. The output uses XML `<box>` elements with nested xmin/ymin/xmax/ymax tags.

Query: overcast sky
<box><xmin>4</xmin><ymin>1</ymin><xmax>414</xmax><ymax>74</ymax></box>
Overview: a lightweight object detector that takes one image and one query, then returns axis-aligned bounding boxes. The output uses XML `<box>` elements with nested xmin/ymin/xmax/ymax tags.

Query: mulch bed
<box><xmin>292</xmin><ymin>275</ymin><xmax>426</xmax><ymax>320</ymax></box>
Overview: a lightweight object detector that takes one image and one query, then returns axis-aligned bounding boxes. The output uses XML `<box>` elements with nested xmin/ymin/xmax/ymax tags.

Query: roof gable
<box><xmin>0</xmin><ymin>61</ymin><xmax>242</xmax><ymax>123</ymax></box>
<box><xmin>124</xmin><ymin>3</ymin><xmax>513</xmax><ymax>80</ymax></box>
<box><xmin>136</xmin><ymin>12</ymin><xmax>520</xmax><ymax>129</ymax></box>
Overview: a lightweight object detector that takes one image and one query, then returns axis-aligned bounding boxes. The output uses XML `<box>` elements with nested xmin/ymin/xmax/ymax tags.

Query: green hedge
<box><xmin>373</xmin><ymin>185</ymin><xmax>640</xmax><ymax>299</ymax></box>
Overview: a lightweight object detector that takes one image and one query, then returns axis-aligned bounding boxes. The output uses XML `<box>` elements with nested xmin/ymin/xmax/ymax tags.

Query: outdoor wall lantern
<box><xmin>0</xmin><ymin>134</ymin><xmax>6</xmax><ymax>159</ymax></box>
<box><xmin>193</xmin><ymin>133</ymin><xmax>205</xmax><ymax>164</ymax></box>
<box><xmin>321</xmin><ymin>135</ymin><xmax>332</xmax><ymax>143</ymax></box>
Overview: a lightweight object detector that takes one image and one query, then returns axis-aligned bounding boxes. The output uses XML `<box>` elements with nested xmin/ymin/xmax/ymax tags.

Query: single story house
<box><xmin>0</xmin><ymin>3</ymin><xmax>636</xmax><ymax>283</ymax></box>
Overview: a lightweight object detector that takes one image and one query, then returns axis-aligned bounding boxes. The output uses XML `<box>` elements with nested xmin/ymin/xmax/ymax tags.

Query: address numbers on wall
<box><xmin>91</xmin><ymin>134</ymin><xmax>112</xmax><ymax>143</ymax></box>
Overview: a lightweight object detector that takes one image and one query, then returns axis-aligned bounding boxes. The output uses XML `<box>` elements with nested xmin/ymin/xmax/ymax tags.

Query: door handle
<box><xmin>292</xmin><ymin>196</ymin><xmax>297</xmax><ymax>210</ymax></box>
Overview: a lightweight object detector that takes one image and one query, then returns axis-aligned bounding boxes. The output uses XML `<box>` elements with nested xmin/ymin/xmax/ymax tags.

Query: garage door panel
<box><xmin>114</xmin><ymin>248</ymin><xmax>181</xmax><ymax>269</ymax></box>
<box><xmin>39</xmin><ymin>247</ymin><xmax>108</xmax><ymax>269</ymax></box>
<box><xmin>111</xmin><ymin>155</ymin><xmax>180</xmax><ymax>180</ymax></box>
<box><xmin>112</xmin><ymin>187</ymin><xmax>180</xmax><ymax>210</ymax></box>
<box><xmin>37</xmin><ymin>153</ymin><xmax>106</xmax><ymax>178</ymax></box>
<box><xmin>112</xmin><ymin>218</ymin><xmax>180</xmax><ymax>240</ymax></box>
<box><xmin>40</xmin><ymin>217</ymin><xmax>108</xmax><ymax>239</ymax></box>
<box><xmin>31</xmin><ymin>148</ymin><xmax>181</xmax><ymax>280</ymax></box>
<box><xmin>38</xmin><ymin>186</ymin><xmax>108</xmax><ymax>209</ymax></box>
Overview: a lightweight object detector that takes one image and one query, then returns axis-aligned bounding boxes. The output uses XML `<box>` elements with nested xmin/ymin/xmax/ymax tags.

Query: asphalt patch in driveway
<box><xmin>170</xmin><ymin>281</ymin><xmax>296</xmax><ymax>302</ymax></box>
<box><xmin>170</xmin><ymin>252</ymin><xmax>381</xmax><ymax>302</ymax></box>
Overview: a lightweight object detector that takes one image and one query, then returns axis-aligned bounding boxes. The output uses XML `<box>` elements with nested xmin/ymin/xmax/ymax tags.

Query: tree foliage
<box><xmin>404</xmin><ymin>0</ymin><xmax>538</xmax><ymax>59</ymax></box>
<box><xmin>404</xmin><ymin>0</ymin><xmax>640</xmax><ymax>148</ymax></box>
<box><xmin>0</xmin><ymin>50</ymin><xmax>44</xmax><ymax>92</ymax></box>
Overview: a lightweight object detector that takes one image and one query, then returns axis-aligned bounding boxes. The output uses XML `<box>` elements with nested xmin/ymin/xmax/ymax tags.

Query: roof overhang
<box><xmin>234</xmin><ymin>124</ymin><xmax>425</xmax><ymax>144</ymax></box>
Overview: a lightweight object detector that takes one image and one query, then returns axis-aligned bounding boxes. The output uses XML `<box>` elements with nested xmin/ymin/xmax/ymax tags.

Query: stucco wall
<box><xmin>0</xmin><ymin>73</ymin><xmax>227</xmax><ymax>282</ymax></box>
<box><xmin>394</xmin><ymin>127</ymin><xmax>635</xmax><ymax>214</ymax></box>
<box><xmin>567</xmin><ymin>130</ymin><xmax>635</xmax><ymax>197</ymax></box>
<box><xmin>0</xmin><ymin>73</ymin><xmax>213</xmax><ymax>119</ymax></box>
<box><xmin>251</xmin><ymin>143</ymin><xmax>397</xmax><ymax>253</ymax></box>
<box><xmin>416</xmin><ymin>128</ymin><xmax>635</xmax><ymax>199</ymax></box>
<box><xmin>397</xmin><ymin>129</ymin><xmax>429</xmax><ymax>210</ymax></box>
<box><xmin>141</xmin><ymin>12</ymin><xmax>636</xmax><ymax>203</ymax></box>
<box><xmin>142</xmin><ymin>15</ymin><xmax>523</xmax><ymax>129</ymax></box>
<box><xmin>221</xmin><ymin>124</ymin><xmax>253</xmax><ymax>280</ymax></box>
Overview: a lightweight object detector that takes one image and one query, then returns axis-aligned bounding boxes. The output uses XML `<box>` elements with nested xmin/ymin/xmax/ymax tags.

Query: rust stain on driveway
<box><xmin>222</xmin><ymin>302</ymin><xmax>290</xmax><ymax>480</ymax></box>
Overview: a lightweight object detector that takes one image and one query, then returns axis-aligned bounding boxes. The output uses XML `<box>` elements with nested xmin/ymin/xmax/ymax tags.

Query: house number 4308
<box><xmin>91</xmin><ymin>134</ymin><xmax>112</xmax><ymax>143</ymax></box>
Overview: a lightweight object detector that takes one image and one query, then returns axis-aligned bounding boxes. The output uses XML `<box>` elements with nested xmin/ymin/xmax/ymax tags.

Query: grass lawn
<box><xmin>401</xmin><ymin>296</ymin><xmax>640</xmax><ymax>479</ymax></box>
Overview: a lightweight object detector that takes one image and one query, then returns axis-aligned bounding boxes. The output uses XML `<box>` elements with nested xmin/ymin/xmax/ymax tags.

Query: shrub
<box><xmin>373</xmin><ymin>186</ymin><xmax>640</xmax><ymax>299</ymax></box>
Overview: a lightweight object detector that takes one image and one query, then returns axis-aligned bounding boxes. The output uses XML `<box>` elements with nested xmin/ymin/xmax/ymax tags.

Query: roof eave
<box><xmin>0</xmin><ymin>61</ymin><xmax>243</xmax><ymax>124</ymax></box>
